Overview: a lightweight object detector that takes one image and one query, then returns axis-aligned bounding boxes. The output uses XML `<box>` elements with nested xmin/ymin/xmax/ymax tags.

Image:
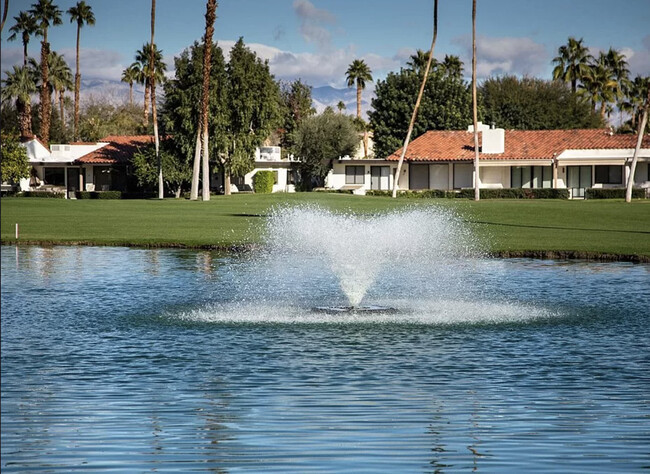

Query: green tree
<box><xmin>480</xmin><ymin>75</ymin><xmax>602</xmax><ymax>129</ymax></box>
<box><xmin>279</xmin><ymin>78</ymin><xmax>315</xmax><ymax>158</ymax></box>
<box><xmin>131</xmin><ymin>141</ymin><xmax>190</xmax><ymax>198</ymax></box>
<box><xmin>578</xmin><ymin>52</ymin><xmax>618</xmax><ymax>119</ymax></box>
<box><xmin>440</xmin><ymin>54</ymin><xmax>464</xmax><ymax>79</ymax></box>
<box><xmin>29</xmin><ymin>0</ymin><xmax>62</xmax><ymax>145</ymax></box>
<box><xmin>552</xmin><ymin>37</ymin><xmax>592</xmax><ymax>93</ymax></box>
<box><xmin>292</xmin><ymin>108</ymin><xmax>358</xmax><ymax>188</ymax></box>
<box><xmin>162</xmin><ymin>42</ymin><xmax>228</xmax><ymax>194</ymax></box>
<box><xmin>346</xmin><ymin>59</ymin><xmax>373</xmax><ymax>120</ymax></box>
<box><xmin>8</xmin><ymin>12</ymin><xmax>38</xmax><ymax>65</ymax></box>
<box><xmin>222</xmin><ymin>38</ymin><xmax>281</xmax><ymax>194</ymax></box>
<box><xmin>1</xmin><ymin>65</ymin><xmax>37</xmax><ymax>139</ymax></box>
<box><xmin>620</xmin><ymin>75</ymin><xmax>650</xmax><ymax>132</ymax></box>
<box><xmin>47</xmin><ymin>51</ymin><xmax>73</xmax><ymax>138</ymax></box>
<box><xmin>67</xmin><ymin>0</ymin><xmax>95</xmax><ymax>142</ymax></box>
<box><xmin>0</xmin><ymin>131</ymin><xmax>31</xmax><ymax>185</ymax></box>
<box><xmin>406</xmin><ymin>49</ymin><xmax>432</xmax><ymax>75</ymax></box>
<box><xmin>369</xmin><ymin>68</ymin><xmax>473</xmax><ymax>159</ymax></box>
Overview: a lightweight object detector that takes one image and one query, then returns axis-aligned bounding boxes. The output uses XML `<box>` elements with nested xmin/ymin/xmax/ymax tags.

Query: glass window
<box><xmin>345</xmin><ymin>166</ymin><xmax>365</xmax><ymax>185</ymax></box>
<box><xmin>44</xmin><ymin>167</ymin><xmax>65</xmax><ymax>186</ymax></box>
<box><xmin>595</xmin><ymin>165</ymin><xmax>623</xmax><ymax>184</ymax></box>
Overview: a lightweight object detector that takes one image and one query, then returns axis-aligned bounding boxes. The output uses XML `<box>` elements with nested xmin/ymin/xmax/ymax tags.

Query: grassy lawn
<box><xmin>1</xmin><ymin>194</ymin><xmax>649</xmax><ymax>258</ymax></box>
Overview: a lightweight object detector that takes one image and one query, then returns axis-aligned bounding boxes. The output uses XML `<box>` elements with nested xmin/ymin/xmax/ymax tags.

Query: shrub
<box><xmin>314</xmin><ymin>188</ymin><xmax>355</xmax><ymax>194</ymax></box>
<box><xmin>20</xmin><ymin>191</ymin><xmax>65</xmax><ymax>198</ymax></box>
<box><xmin>367</xmin><ymin>188</ymin><xmax>569</xmax><ymax>199</ymax></box>
<box><xmin>585</xmin><ymin>188</ymin><xmax>646</xmax><ymax>199</ymax></box>
<box><xmin>75</xmin><ymin>191</ymin><xmax>123</xmax><ymax>199</ymax></box>
<box><xmin>252</xmin><ymin>171</ymin><xmax>275</xmax><ymax>194</ymax></box>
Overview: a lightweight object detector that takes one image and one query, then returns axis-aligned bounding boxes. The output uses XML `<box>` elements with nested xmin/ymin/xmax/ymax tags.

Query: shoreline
<box><xmin>3</xmin><ymin>240</ymin><xmax>648</xmax><ymax>263</ymax></box>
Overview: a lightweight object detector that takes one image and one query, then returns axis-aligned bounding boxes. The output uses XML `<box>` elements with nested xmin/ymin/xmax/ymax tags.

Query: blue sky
<box><xmin>1</xmin><ymin>0</ymin><xmax>649</xmax><ymax>89</ymax></box>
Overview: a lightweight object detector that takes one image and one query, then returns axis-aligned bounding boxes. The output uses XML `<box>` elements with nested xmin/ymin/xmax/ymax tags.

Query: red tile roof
<box><xmin>387</xmin><ymin>129</ymin><xmax>650</xmax><ymax>162</ymax></box>
<box><xmin>75</xmin><ymin>135</ymin><xmax>154</xmax><ymax>164</ymax></box>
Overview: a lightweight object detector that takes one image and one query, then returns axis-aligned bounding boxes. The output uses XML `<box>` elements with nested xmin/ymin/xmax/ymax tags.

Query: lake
<box><xmin>1</xmin><ymin>245</ymin><xmax>649</xmax><ymax>472</ymax></box>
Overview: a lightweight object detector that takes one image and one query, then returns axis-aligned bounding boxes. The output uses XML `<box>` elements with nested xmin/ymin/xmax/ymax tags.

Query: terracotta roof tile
<box><xmin>76</xmin><ymin>135</ymin><xmax>154</xmax><ymax>164</ymax></box>
<box><xmin>386</xmin><ymin>129</ymin><xmax>649</xmax><ymax>162</ymax></box>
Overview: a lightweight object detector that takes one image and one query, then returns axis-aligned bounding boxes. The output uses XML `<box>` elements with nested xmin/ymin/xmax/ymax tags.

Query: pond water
<box><xmin>1</xmin><ymin>245</ymin><xmax>649</xmax><ymax>472</ymax></box>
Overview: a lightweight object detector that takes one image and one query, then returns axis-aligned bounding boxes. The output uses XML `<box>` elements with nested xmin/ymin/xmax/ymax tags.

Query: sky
<box><xmin>1</xmin><ymin>0</ymin><xmax>649</xmax><ymax>90</ymax></box>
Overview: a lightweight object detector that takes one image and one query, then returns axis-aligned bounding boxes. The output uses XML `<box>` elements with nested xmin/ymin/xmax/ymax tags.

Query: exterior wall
<box><xmin>245</xmin><ymin>165</ymin><xmax>295</xmax><ymax>193</ymax></box>
<box><xmin>479</xmin><ymin>166</ymin><xmax>508</xmax><ymax>189</ymax></box>
<box><xmin>327</xmin><ymin>160</ymin><xmax>405</xmax><ymax>194</ymax></box>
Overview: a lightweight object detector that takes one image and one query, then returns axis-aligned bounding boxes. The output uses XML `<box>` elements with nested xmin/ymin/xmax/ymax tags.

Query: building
<box><xmin>326</xmin><ymin>124</ymin><xmax>650</xmax><ymax>198</ymax></box>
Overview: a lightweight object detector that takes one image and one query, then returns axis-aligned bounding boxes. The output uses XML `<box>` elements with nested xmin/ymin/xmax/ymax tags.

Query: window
<box><xmin>44</xmin><ymin>167</ymin><xmax>65</xmax><ymax>186</ymax></box>
<box><xmin>595</xmin><ymin>165</ymin><xmax>623</xmax><ymax>184</ymax></box>
<box><xmin>345</xmin><ymin>165</ymin><xmax>365</xmax><ymax>184</ymax></box>
<box><xmin>511</xmin><ymin>166</ymin><xmax>552</xmax><ymax>188</ymax></box>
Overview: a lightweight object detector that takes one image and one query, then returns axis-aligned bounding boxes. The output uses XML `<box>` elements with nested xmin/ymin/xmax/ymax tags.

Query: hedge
<box><xmin>75</xmin><ymin>191</ymin><xmax>122</xmax><ymax>199</ymax></box>
<box><xmin>19</xmin><ymin>191</ymin><xmax>65</xmax><ymax>198</ymax></box>
<box><xmin>252</xmin><ymin>171</ymin><xmax>274</xmax><ymax>194</ymax></box>
<box><xmin>366</xmin><ymin>188</ymin><xmax>570</xmax><ymax>199</ymax></box>
<box><xmin>585</xmin><ymin>188</ymin><xmax>646</xmax><ymax>199</ymax></box>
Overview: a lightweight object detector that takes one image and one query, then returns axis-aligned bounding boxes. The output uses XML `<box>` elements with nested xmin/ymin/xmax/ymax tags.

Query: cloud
<box><xmin>627</xmin><ymin>35</ymin><xmax>650</xmax><ymax>78</ymax></box>
<box><xmin>293</xmin><ymin>0</ymin><xmax>336</xmax><ymax>50</ymax></box>
<box><xmin>453</xmin><ymin>35</ymin><xmax>548</xmax><ymax>78</ymax></box>
<box><xmin>0</xmin><ymin>47</ymin><xmax>25</xmax><ymax>74</ymax></box>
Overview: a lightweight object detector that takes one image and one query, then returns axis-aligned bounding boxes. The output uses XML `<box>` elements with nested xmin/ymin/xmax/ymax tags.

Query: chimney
<box><xmin>481</xmin><ymin>127</ymin><xmax>505</xmax><ymax>154</ymax></box>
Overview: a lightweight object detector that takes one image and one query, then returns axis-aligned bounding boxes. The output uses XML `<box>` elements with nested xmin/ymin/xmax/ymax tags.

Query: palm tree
<box><xmin>8</xmin><ymin>12</ymin><xmax>38</xmax><ymax>65</ymax></box>
<box><xmin>148</xmin><ymin>0</ymin><xmax>163</xmax><ymax>199</ymax></box>
<box><xmin>337</xmin><ymin>100</ymin><xmax>346</xmax><ymax>113</ymax></box>
<box><xmin>121</xmin><ymin>64</ymin><xmax>139</xmax><ymax>106</ymax></box>
<box><xmin>48</xmin><ymin>51</ymin><xmax>73</xmax><ymax>136</ymax></box>
<box><xmin>67</xmin><ymin>1</ymin><xmax>95</xmax><ymax>142</ymax></box>
<box><xmin>29</xmin><ymin>0</ymin><xmax>62</xmax><ymax>145</ymax></box>
<box><xmin>471</xmin><ymin>0</ymin><xmax>480</xmax><ymax>201</ymax></box>
<box><xmin>392</xmin><ymin>0</ymin><xmax>438</xmax><ymax>198</ymax></box>
<box><xmin>622</xmin><ymin>76</ymin><xmax>650</xmax><ymax>129</ymax></box>
<box><xmin>135</xmin><ymin>42</ymin><xmax>166</xmax><ymax>125</ymax></box>
<box><xmin>552</xmin><ymin>37</ymin><xmax>592</xmax><ymax>93</ymax></box>
<box><xmin>191</xmin><ymin>0</ymin><xmax>217</xmax><ymax>201</ymax></box>
<box><xmin>407</xmin><ymin>49</ymin><xmax>432</xmax><ymax>74</ymax></box>
<box><xmin>579</xmin><ymin>52</ymin><xmax>617</xmax><ymax>119</ymax></box>
<box><xmin>440</xmin><ymin>54</ymin><xmax>464</xmax><ymax>79</ymax></box>
<box><xmin>346</xmin><ymin>59</ymin><xmax>373</xmax><ymax>157</ymax></box>
<box><xmin>345</xmin><ymin>59</ymin><xmax>373</xmax><ymax>120</ymax></box>
<box><xmin>1</xmin><ymin>65</ymin><xmax>37</xmax><ymax>139</ymax></box>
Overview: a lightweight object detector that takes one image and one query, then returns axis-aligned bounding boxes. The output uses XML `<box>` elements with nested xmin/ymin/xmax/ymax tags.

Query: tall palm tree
<box><xmin>29</xmin><ymin>0</ymin><xmax>62</xmax><ymax>145</ymax></box>
<box><xmin>345</xmin><ymin>59</ymin><xmax>373</xmax><ymax>120</ymax></box>
<box><xmin>392</xmin><ymin>0</ymin><xmax>438</xmax><ymax>198</ymax></box>
<box><xmin>346</xmin><ymin>59</ymin><xmax>373</xmax><ymax>157</ymax></box>
<box><xmin>8</xmin><ymin>12</ymin><xmax>38</xmax><ymax>65</ymax></box>
<box><xmin>472</xmin><ymin>0</ymin><xmax>480</xmax><ymax>201</ymax></box>
<box><xmin>1</xmin><ymin>65</ymin><xmax>37</xmax><ymax>139</ymax></box>
<box><xmin>67</xmin><ymin>1</ymin><xmax>95</xmax><ymax>142</ymax></box>
<box><xmin>191</xmin><ymin>0</ymin><xmax>218</xmax><ymax>201</ymax></box>
<box><xmin>622</xmin><ymin>76</ymin><xmax>650</xmax><ymax>129</ymax></box>
<box><xmin>135</xmin><ymin>42</ymin><xmax>166</xmax><ymax>125</ymax></box>
<box><xmin>121</xmin><ymin>64</ymin><xmax>139</xmax><ymax>106</ymax></box>
<box><xmin>552</xmin><ymin>37</ymin><xmax>592</xmax><ymax>93</ymax></box>
<box><xmin>148</xmin><ymin>0</ymin><xmax>163</xmax><ymax>199</ymax></box>
<box><xmin>48</xmin><ymin>51</ymin><xmax>73</xmax><ymax>136</ymax></box>
<box><xmin>337</xmin><ymin>100</ymin><xmax>346</xmax><ymax>113</ymax></box>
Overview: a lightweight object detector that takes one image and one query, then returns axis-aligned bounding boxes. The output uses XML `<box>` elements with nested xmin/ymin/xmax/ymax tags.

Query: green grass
<box><xmin>1</xmin><ymin>194</ymin><xmax>649</xmax><ymax>258</ymax></box>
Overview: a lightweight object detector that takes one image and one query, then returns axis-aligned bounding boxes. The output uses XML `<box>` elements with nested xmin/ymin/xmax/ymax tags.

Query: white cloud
<box><xmin>453</xmin><ymin>35</ymin><xmax>548</xmax><ymax>78</ymax></box>
<box><xmin>627</xmin><ymin>35</ymin><xmax>650</xmax><ymax>78</ymax></box>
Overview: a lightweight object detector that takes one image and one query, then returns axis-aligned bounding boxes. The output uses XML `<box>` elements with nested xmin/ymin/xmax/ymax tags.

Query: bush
<box><xmin>20</xmin><ymin>191</ymin><xmax>65</xmax><ymax>198</ymax></box>
<box><xmin>252</xmin><ymin>171</ymin><xmax>274</xmax><ymax>194</ymax></box>
<box><xmin>75</xmin><ymin>191</ymin><xmax>123</xmax><ymax>199</ymax></box>
<box><xmin>366</xmin><ymin>188</ymin><xmax>569</xmax><ymax>199</ymax></box>
<box><xmin>314</xmin><ymin>188</ymin><xmax>355</xmax><ymax>194</ymax></box>
<box><xmin>585</xmin><ymin>188</ymin><xmax>646</xmax><ymax>199</ymax></box>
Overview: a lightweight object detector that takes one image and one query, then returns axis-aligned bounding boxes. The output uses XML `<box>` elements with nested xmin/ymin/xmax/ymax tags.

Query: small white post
<box><xmin>15</xmin><ymin>223</ymin><xmax>19</xmax><ymax>239</ymax></box>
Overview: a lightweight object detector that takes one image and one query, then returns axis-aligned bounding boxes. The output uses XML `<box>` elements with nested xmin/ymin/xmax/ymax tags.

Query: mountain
<box><xmin>311</xmin><ymin>85</ymin><xmax>375</xmax><ymax>119</ymax></box>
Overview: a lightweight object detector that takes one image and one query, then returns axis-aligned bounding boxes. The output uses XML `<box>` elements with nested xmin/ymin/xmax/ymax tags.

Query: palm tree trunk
<box><xmin>0</xmin><ymin>0</ymin><xmax>8</xmax><ymax>34</ymax></box>
<box><xmin>39</xmin><ymin>40</ymin><xmax>51</xmax><ymax>145</ymax></box>
<box><xmin>18</xmin><ymin>99</ymin><xmax>33</xmax><ymax>140</ymax></box>
<box><xmin>356</xmin><ymin>84</ymin><xmax>361</xmax><ymax>119</ymax></box>
<box><xmin>626</xmin><ymin>92</ymin><xmax>649</xmax><ymax>203</ymax></box>
<box><xmin>129</xmin><ymin>83</ymin><xmax>133</xmax><ymax>106</ymax></box>
<box><xmin>200</xmin><ymin>0</ymin><xmax>217</xmax><ymax>202</ymax></box>
<box><xmin>23</xmin><ymin>41</ymin><xmax>28</xmax><ymax>65</ymax></box>
<box><xmin>74</xmin><ymin>24</ymin><xmax>81</xmax><ymax>141</ymax></box>
<box><xmin>143</xmin><ymin>79</ymin><xmax>150</xmax><ymax>125</ymax></box>
<box><xmin>59</xmin><ymin>90</ymin><xmax>65</xmax><ymax>136</ymax></box>
<box><xmin>472</xmin><ymin>0</ymin><xmax>480</xmax><ymax>201</ymax></box>
<box><xmin>190</xmin><ymin>127</ymin><xmax>202</xmax><ymax>200</ymax></box>
<box><xmin>150</xmin><ymin>0</ymin><xmax>162</xmax><ymax>199</ymax></box>
<box><xmin>392</xmin><ymin>0</ymin><xmax>438</xmax><ymax>198</ymax></box>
